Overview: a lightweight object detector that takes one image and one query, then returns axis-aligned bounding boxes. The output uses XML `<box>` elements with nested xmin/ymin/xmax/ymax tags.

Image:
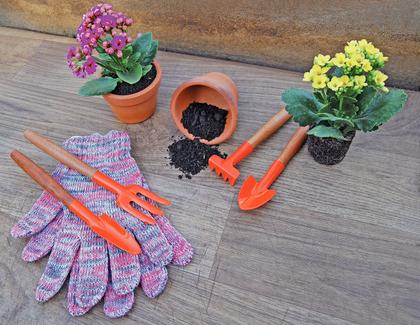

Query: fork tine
<box><xmin>130</xmin><ymin>195</ymin><xmax>164</xmax><ymax>215</ymax></box>
<box><xmin>120</xmin><ymin>201</ymin><xmax>156</xmax><ymax>225</ymax></box>
<box><xmin>134</xmin><ymin>187</ymin><xmax>171</xmax><ymax>206</ymax></box>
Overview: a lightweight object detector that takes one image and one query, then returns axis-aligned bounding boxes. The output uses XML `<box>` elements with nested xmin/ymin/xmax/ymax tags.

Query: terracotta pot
<box><xmin>307</xmin><ymin>130</ymin><xmax>355</xmax><ymax>165</ymax></box>
<box><xmin>170</xmin><ymin>72</ymin><xmax>238</xmax><ymax>145</ymax></box>
<box><xmin>102</xmin><ymin>61</ymin><xmax>162</xmax><ymax>124</ymax></box>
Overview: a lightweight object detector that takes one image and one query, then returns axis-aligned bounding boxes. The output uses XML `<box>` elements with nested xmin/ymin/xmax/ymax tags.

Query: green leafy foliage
<box><xmin>307</xmin><ymin>125</ymin><xmax>345</xmax><ymax>140</ymax></box>
<box><xmin>282</xmin><ymin>87</ymin><xmax>407</xmax><ymax>140</ymax></box>
<box><xmin>79</xmin><ymin>32</ymin><xmax>158</xmax><ymax>96</ymax></box>
<box><xmin>116</xmin><ymin>65</ymin><xmax>143</xmax><ymax>84</ymax></box>
<box><xmin>79</xmin><ymin>77</ymin><xmax>118</xmax><ymax>96</ymax></box>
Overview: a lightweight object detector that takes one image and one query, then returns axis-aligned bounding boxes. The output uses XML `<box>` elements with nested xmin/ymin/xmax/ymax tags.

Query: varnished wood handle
<box><xmin>24</xmin><ymin>130</ymin><xmax>97</xmax><ymax>178</ymax></box>
<box><xmin>10</xmin><ymin>150</ymin><xmax>74</xmax><ymax>206</ymax></box>
<box><xmin>278</xmin><ymin>126</ymin><xmax>309</xmax><ymax>166</ymax></box>
<box><xmin>248</xmin><ymin>107</ymin><xmax>291</xmax><ymax>147</ymax></box>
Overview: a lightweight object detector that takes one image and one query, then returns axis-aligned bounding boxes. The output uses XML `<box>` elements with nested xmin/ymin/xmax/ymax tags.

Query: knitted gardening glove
<box><xmin>12</xmin><ymin>131</ymin><xmax>193</xmax><ymax>317</ymax></box>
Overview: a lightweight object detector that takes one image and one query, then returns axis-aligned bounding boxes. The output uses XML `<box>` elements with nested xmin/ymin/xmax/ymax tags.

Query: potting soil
<box><xmin>181</xmin><ymin>102</ymin><xmax>228</xmax><ymax>141</ymax></box>
<box><xmin>167</xmin><ymin>137</ymin><xmax>226</xmax><ymax>179</ymax></box>
<box><xmin>111</xmin><ymin>64</ymin><xmax>157</xmax><ymax>95</ymax></box>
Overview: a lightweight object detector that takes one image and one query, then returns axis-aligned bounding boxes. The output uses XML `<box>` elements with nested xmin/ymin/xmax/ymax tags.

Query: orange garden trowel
<box><xmin>209</xmin><ymin>108</ymin><xmax>291</xmax><ymax>185</ymax></box>
<box><xmin>11</xmin><ymin>150</ymin><xmax>141</xmax><ymax>255</ymax></box>
<box><xmin>238</xmin><ymin>126</ymin><xmax>309</xmax><ymax>210</ymax></box>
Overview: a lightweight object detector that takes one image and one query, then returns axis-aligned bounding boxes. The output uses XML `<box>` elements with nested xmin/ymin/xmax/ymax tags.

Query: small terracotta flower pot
<box><xmin>170</xmin><ymin>72</ymin><xmax>238</xmax><ymax>145</ymax></box>
<box><xmin>307</xmin><ymin>131</ymin><xmax>355</xmax><ymax>165</ymax></box>
<box><xmin>102</xmin><ymin>61</ymin><xmax>162</xmax><ymax>124</ymax></box>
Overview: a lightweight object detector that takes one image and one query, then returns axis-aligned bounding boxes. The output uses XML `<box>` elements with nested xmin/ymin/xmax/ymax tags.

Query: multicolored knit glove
<box><xmin>11</xmin><ymin>131</ymin><xmax>193</xmax><ymax>317</ymax></box>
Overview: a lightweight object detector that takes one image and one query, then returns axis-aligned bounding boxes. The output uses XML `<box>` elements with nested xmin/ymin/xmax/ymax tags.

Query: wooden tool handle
<box><xmin>277</xmin><ymin>126</ymin><xmax>309</xmax><ymax>166</ymax></box>
<box><xmin>248</xmin><ymin>107</ymin><xmax>291</xmax><ymax>147</ymax></box>
<box><xmin>24</xmin><ymin>130</ymin><xmax>97</xmax><ymax>178</ymax></box>
<box><xmin>10</xmin><ymin>150</ymin><xmax>74</xmax><ymax>206</ymax></box>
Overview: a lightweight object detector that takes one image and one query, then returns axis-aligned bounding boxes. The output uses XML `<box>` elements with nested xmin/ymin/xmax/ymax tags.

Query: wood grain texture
<box><xmin>0</xmin><ymin>27</ymin><xmax>420</xmax><ymax>324</ymax></box>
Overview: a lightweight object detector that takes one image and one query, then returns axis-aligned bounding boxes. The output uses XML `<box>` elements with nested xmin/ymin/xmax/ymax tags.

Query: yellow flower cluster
<box><xmin>303</xmin><ymin>39</ymin><xmax>389</xmax><ymax>93</ymax></box>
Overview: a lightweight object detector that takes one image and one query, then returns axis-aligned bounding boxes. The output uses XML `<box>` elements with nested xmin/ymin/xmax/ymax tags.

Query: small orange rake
<box><xmin>24</xmin><ymin>131</ymin><xmax>171</xmax><ymax>225</ymax></box>
<box><xmin>209</xmin><ymin>108</ymin><xmax>291</xmax><ymax>185</ymax></box>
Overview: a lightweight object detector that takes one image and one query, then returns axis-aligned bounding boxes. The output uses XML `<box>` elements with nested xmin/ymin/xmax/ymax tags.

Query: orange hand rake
<box><xmin>24</xmin><ymin>130</ymin><xmax>171</xmax><ymax>225</ymax></box>
<box><xmin>209</xmin><ymin>108</ymin><xmax>291</xmax><ymax>185</ymax></box>
<box><xmin>238</xmin><ymin>126</ymin><xmax>309</xmax><ymax>210</ymax></box>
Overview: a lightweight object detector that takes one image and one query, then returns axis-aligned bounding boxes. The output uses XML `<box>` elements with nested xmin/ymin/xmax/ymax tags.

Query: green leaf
<box><xmin>281</xmin><ymin>88</ymin><xmax>322</xmax><ymax>126</ymax></box>
<box><xmin>308</xmin><ymin>125</ymin><xmax>345</xmax><ymax>140</ymax></box>
<box><xmin>109</xmin><ymin>61</ymin><xmax>125</xmax><ymax>71</ymax></box>
<box><xmin>331</xmin><ymin>67</ymin><xmax>344</xmax><ymax>77</ymax></box>
<box><xmin>142</xmin><ymin>64</ymin><xmax>152</xmax><ymax>76</ymax></box>
<box><xmin>98</xmin><ymin>53</ymin><xmax>112</xmax><ymax>61</ymax></box>
<box><xmin>141</xmin><ymin>40</ymin><xmax>158</xmax><ymax>65</ymax></box>
<box><xmin>79</xmin><ymin>77</ymin><xmax>118</xmax><ymax>96</ymax></box>
<box><xmin>132</xmin><ymin>32</ymin><xmax>152</xmax><ymax>53</ymax></box>
<box><xmin>318</xmin><ymin>113</ymin><xmax>355</xmax><ymax>127</ymax></box>
<box><xmin>116</xmin><ymin>64</ymin><xmax>143</xmax><ymax>84</ymax></box>
<box><xmin>129</xmin><ymin>52</ymin><xmax>141</xmax><ymax>63</ymax></box>
<box><xmin>357</xmin><ymin>86</ymin><xmax>377</xmax><ymax>114</ymax></box>
<box><xmin>122</xmin><ymin>45</ymin><xmax>133</xmax><ymax>57</ymax></box>
<box><xmin>353</xmin><ymin>89</ymin><xmax>408</xmax><ymax>132</ymax></box>
<box><xmin>340</xmin><ymin>96</ymin><xmax>358</xmax><ymax>117</ymax></box>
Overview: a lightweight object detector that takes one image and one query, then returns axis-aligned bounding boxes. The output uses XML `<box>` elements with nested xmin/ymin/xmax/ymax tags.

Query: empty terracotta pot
<box><xmin>103</xmin><ymin>61</ymin><xmax>162</xmax><ymax>123</ymax></box>
<box><xmin>170</xmin><ymin>72</ymin><xmax>238</xmax><ymax>145</ymax></box>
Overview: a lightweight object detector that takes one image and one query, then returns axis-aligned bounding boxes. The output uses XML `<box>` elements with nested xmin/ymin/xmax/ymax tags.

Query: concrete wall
<box><xmin>1</xmin><ymin>0</ymin><xmax>419</xmax><ymax>90</ymax></box>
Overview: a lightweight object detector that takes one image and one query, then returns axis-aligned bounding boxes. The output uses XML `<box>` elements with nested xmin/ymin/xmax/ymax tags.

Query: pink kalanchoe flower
<box><xmin>111</xmin><ymin>35</ymin><xmax>127</xmax><ymax>50</ymax></box>
<box><xmin>66</xmin><ymin>46</ymin><xmax>77</xmax><ymax>60</ymax></box>
<box><xmin>116</xmin><ymin>49</ymin><xmax>123</xmax><ymax>58</ymax></box>
<box><xmin>100</xmin><ymin>15</ymin><xmax>116</xmax><ymax>29</ymax></box>
<box><xmin>83</xmin><ymin>56</ymin><xmax>97</xmax><ymax>75</ymax></box>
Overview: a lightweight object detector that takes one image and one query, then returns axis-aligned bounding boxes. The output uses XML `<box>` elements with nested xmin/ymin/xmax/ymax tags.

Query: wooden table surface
<box><xmin>0</xmin><ymin>27</ymin><xmax>419</xmax><ymax>325</ymax></box>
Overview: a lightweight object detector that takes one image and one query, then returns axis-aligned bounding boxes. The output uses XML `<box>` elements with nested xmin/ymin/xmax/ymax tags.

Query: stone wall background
<box><xmin>1</xmin><ymin>0</ymin><xmax>419</xmax><ymax>90</ymax></box>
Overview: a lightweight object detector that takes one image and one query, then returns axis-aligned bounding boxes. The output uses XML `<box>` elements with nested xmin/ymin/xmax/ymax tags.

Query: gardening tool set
<box><xmin>209</xmin><ymin>107</ymin><xmax>308</xmax><ymax>209</ymax></box>
<box><xmin>10</xmin><ymin>70</ymin><xmax>308</xmax><ymax>319</ymax></box>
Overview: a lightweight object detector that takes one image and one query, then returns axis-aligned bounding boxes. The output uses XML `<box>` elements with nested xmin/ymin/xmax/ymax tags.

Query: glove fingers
<box><xmin>75</xmin><ymin>233</ymin><xmax>108</xmax><ymax>308</ymax></box>
<box><xmin>12</xmin><ymin>191</ymin><xmax>62</xmax><ymax>238</ymax></box>
<box><xmin>132</xmin><ymin>222</ymin><xmax>173</xmax><ymax>267</ymax></box>
<box><xmin>67</xmin><ymin>251</ymin><xmax>91</xmax><ymax>316</ymax></box>
<box><xmin>108</xmin><ymin>239</ymin><xmax>141</xmax><ymax>295</ymax></box>
<box><xmin>139</xmin><ymin>253</ymin><xmax>168</xmax><ymax>298</ymax></box>
<box><xmin>35</xmin><ymin>226</ymin><xmax>80</xmax><ymax>302</ymax></box>
<box><xmin>22</xmin><ymin>211</ymin><xmax>64</xmax><ymax>262</ymax></box>
<box><xmin>154</xmin><ymin>215</ymin><xmax>193</xmax><ymax>266</ymax></box>
<box><xmin>103</xmin><ymin>282</ymin><xmax>135</xmax><ymax>318</ymax></box>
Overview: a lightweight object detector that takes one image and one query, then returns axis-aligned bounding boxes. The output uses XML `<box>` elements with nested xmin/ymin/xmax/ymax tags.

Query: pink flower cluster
<box><xmin>66</xmin><ymin>3</ymin><xmax>133</xmax><ymax>78</ymax></box>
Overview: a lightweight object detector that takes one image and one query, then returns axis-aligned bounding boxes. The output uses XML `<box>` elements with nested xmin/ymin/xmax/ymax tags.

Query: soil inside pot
<box><xmin>167</xmin><ymin>136</ymin><xmax>226</xmax><ymax>179</ymax></box>
<box><xmin>181</xmin><ymin>102</ymin><xmax>228</xmax><ymax>141</ymax></box>
<box><xmin>111</xmin><ymin>64</ymin><xmax>157</xmax><ymax>95</ymax></box>
<box><xmin>308</xmin><ymin>131</ymin><xmax>355</xmax><ymax>165</ymax></box>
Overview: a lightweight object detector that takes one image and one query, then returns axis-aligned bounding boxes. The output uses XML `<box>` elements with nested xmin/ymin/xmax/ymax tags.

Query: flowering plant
<box><xmin>66</xmin><ymin>3</ymin><xmax>158</xmax><ymax>96</ymax></box>
<box><xmin>282</xmin><ymin>40</ymin><xmax>407</xmax><ymax>140</ymax></box>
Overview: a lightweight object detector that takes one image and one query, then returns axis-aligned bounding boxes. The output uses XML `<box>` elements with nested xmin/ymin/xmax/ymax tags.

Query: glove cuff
<box><xmin>62</xmin><ymin>130</ymin><xmax>131</xmax><ymax>165</ymax></box>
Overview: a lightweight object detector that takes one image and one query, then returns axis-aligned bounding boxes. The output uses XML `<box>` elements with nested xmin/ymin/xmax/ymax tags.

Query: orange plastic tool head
<box><xmin>69</xmin><ymin>201</ymin><xmax>141</xmax><ymax>255</ymax></box>
<box><xmin>238</xmin><ymin>176</ymin><xmax>277</xmax><ymax>210</ymax></box>
<box><xmin>238</xmin><ymin>160</ymin><xmax>285</xmax><ymax>210</ymax></box>
<box><xmin>92</xmin><ymin>171</ymin><xmax>171</xmax><ymax>225</ymax></box>
<box><xmin>209</xmin><ymin>142</ymin><xmax>253</xmax><ymax>186</ymax></box>
<box><xmin>208</xmin><ymin>155</ymin><xmax>240</xmax><ymax>186</ymax></box>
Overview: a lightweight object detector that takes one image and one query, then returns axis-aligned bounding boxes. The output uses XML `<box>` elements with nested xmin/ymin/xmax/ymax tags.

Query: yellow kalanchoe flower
<box><xmin>303</xmin><ymin>71</ymin><xmax>312</xmax><ymax>82</ymax></box>
<box><xmin>373</xmin><ymin>70</ymin><xmax>388</xmax><ymax>85</ymax></box>
<box><xmin>332</xmin><ymin>53</ymin><xmax>346</xmax><ymax>67</ymax></box>
<box><xmin>365</xmin><ymin>43</ymin><xmax>379</xmax><ymax>55</ymax></box>
<box><xmin>313</xmin><ymin>54</ymin><xmax>331</xmax><ymax>66</ymax></box>
<box><xmin>327</xmin><ymin>76</ymin><xmax>343</xmax><ymax>91</ymax></box>
<box><xmin>312</xmin><ymin>74</ymin><xmax>329</xmax><ymax>89</ymax></box>
<box><xmin>362</xmin><ymin>59</ymin><xmax>372</xmax><ymax>72</ymax></box>
<box><xmin>340</xmin><ymin>75</ymin><xmax>352</xmax><ymax>87</ymax></box>
<box><xmin>354</xmin><ymin>75</ymin><xmax>367</xmax><ymax>88</ymax></box>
